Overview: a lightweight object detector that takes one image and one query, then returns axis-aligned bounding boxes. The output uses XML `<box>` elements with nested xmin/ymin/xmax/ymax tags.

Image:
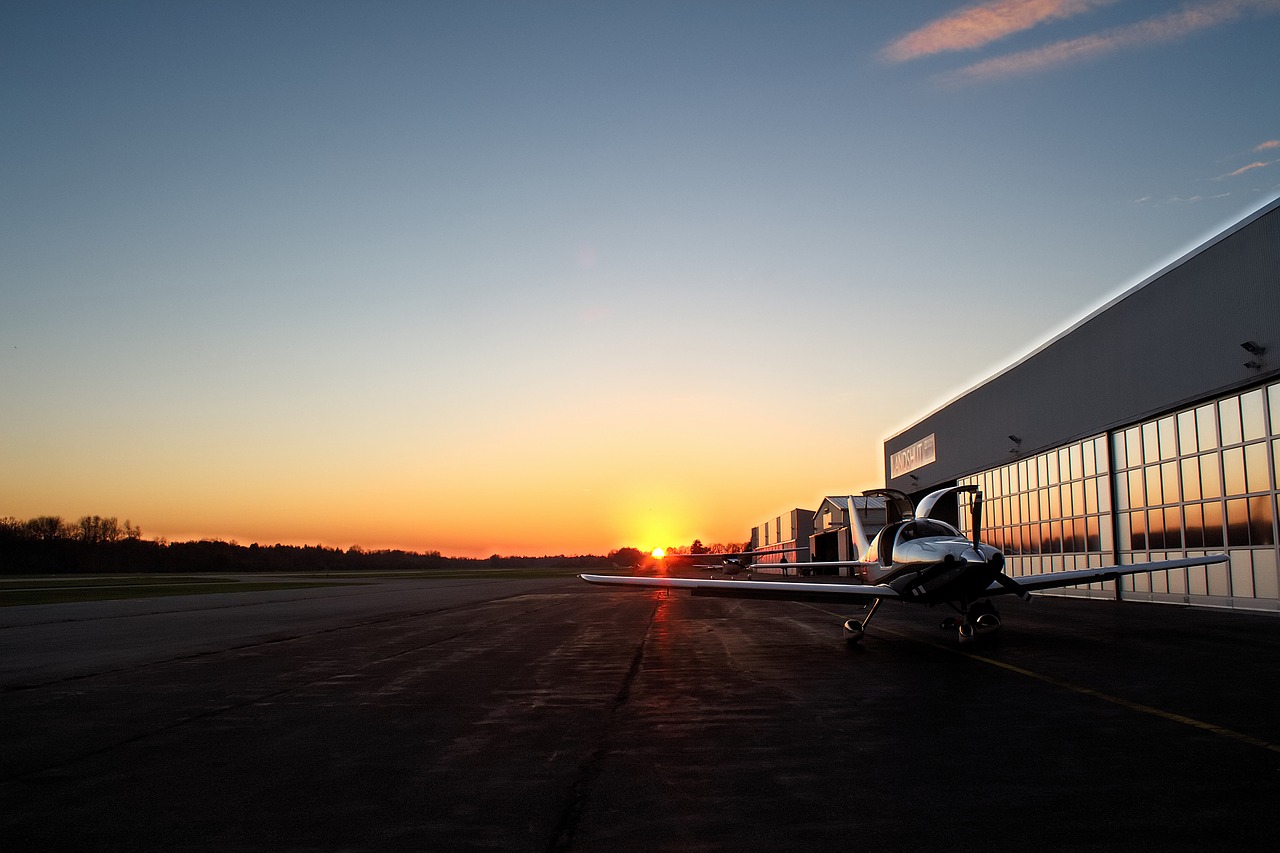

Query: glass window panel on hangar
<box><xmin>1208</xmin><ymin>558</ymin><xmax>1231</xmax><ymax>597</ymax></box>
<box><xmin>1269</xmin><ymin>383</ymin><xmax>1280</xmax><ymax>435</ymax></box>
<box><xmin>1178</xmin><ymin>409</ymin><xmax>1198</xmax><ymax>456</ymax></box>
<box><xmin>1221</xmin><ymin>396</ymin><xmax>1244</xmax><ymax>446</ymax></box>
<box><xmin>1184</xmin><ymin>503</ymin><xmax>1205</xmax><ymax>548</ymax></box>
<box><xmin>1223</xmin><ymin>447</ymin><xmax>1247</xmax><ymax>496</ymax></box>
<box><xmin>1245</xmin><ymin>442</ymin><xmax>1270</xmax><ymax>493</ymax></box>
<box><xmin>1275</xmin><ymin>438</ymin><xmax>1280</xmax><ymax>492</ymax></box>
<box><xmin>1203</xmin><ymin>501</ymin><xmax>1226</xmax><ymax>549</ymax></box>
<box><xmin>1230</xmin><ymin>550</ymin><xmax>1255</xmax><ymax>599</ymax></box>
<box><xmin>1158</xmin><ymin>416</ymin><xmax>1178</xmax><ymax>461</ymax></box>
<box><xmin>1200</xmin><ymin>454</ymin><xmax>1222</xmax><ymax>500</ymax></box>
<box><xmin>1197</xmin><ymin>405</ymin><xmax>1218</xmax><ymax>451</ymax></box>
<box><xmin>1255</xmin><ymin>546</ymin><xmax>1279</xmax><ymax>599</ymax></box>
<box><xmin>1164</xmin><ymin>507</ymin><xmax>1183</xmax><ymax>550</ymax></box>
<box><xmin>1249</xmin><ymin>496</ymin><xmax>1275</xmax><ymax>547</ymax></box>
<box><xmin>1242</xmin><ymin>389</ymin><xmax>1266</xmax><ymax>442</ymax></box>
<box><xmin>1162</xmin><ymin>461</ymin><xmax>1179</xmax><ymax>505</ymax></box>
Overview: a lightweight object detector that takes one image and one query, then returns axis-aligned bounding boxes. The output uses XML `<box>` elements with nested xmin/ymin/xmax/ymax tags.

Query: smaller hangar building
<box><xmin>748</xmin><ymin>499</ymin><xmax>887</xmax><ymax>575</ymax></box>
<box><xmin>884</xmin><ymin>196</ymin><xmax>1280</xmax><ymax>612</ymax></box>
<box><xmin>811</xmin><ymin>496</ymin><xmax>887</xmax><ymax>565</ymax></box>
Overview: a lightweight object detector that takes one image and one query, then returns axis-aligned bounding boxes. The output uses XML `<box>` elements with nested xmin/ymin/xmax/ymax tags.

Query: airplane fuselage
<box><xmin>860</xmin><ymin>537</ymin><xmax>1005</xmax><ymax>605</ymax></box>
<box><xmin>843</xmin><ymin>515</ymin><xmax>1008</xmax><ymax>607</ymax></box>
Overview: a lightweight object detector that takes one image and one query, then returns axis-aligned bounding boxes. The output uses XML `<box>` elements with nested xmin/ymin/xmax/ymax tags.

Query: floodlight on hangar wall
<box><xmin>1241</xmin><ymin>340</ymin><xmax>1267</xmax><ymax>371</ymax></box>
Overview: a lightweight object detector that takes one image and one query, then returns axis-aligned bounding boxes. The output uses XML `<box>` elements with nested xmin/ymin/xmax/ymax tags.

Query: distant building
<box><xmin>883</xmin><ymin>196</ymin><xmax>1280</xmax><ymax>613</ymax></box>
<box><xmin>750</xmin><ymin>509</ymin><xmax>814</xmax><ymax>566</ymax></box>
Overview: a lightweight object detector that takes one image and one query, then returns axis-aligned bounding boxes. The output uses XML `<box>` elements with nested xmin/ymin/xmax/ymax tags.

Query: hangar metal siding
<box><xmin>886</xmin><ymin>199</ymin><xmax>1280</xmax><ymax>490</ymax></box>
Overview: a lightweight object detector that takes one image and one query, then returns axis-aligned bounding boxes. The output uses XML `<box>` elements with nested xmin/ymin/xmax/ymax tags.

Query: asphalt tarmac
<box><xmin>3</xmin><ymin>574</ymin><xmax>1278</xmax><ymax>852</ymax></box>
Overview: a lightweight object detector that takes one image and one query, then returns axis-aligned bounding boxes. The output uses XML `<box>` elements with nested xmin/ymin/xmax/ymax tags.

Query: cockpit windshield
<box><xmin>897</xmin><ymin>519</ymin><xmax>961</xmax><ymax>542</ymax></box>
<box><xmin>865</xmin><ymin>519</ymin><xmax>963</xmax><ymax>566</ymax></box>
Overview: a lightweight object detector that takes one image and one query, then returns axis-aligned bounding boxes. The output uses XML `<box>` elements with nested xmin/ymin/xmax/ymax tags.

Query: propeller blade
<box><xmin>995</xmin><ymin>571</ymin><xmax>1030</xmax><ymax>600</ymax></box>
<box><xmin>971</xmin><ymin>490</ymin><xmax>983</xmax><ymax>551</ymax></box>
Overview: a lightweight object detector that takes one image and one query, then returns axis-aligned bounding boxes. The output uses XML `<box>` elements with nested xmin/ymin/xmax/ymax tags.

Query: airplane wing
<box><xmin>981</xmin><ymin>554</ymin><xmax>1230</xmax><ymax>595</ymax></box>
<box><xmin>579</xmin><ymin>573</ymin><xmax>898</xmax><ymax>604</ymax></box>
<box><xmin>660</xmin><ymin>546</ymin><xmax>805</xmax><ymax>560</ymax></box>
<box><xmin>780</xmin><ymin>560</ymin><xmax>869</xmax><ymax>570</ymax></box>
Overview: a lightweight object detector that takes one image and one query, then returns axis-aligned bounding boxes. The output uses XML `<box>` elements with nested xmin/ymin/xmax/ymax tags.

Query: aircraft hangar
<box><xmin>883</xmin><ymin>195</ymin><xmax>1280</xmax><ymax>613</ymax></box>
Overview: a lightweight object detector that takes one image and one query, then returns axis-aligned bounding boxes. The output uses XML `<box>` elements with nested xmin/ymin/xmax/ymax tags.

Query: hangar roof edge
<box><xmin>886</xmin><ymin>193</ymin><xmax>1280</xmax><ymax>445</ymax></box>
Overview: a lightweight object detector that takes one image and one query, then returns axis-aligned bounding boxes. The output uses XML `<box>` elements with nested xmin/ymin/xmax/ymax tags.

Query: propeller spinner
<box><xmin>968</xmin><ymin>487</ymin><xmax>1029</xmax><ymax>600</ymax></box>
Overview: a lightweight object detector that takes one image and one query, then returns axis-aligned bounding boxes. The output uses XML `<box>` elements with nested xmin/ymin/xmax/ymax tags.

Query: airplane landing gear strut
<box><xmin>942</xmin><ymin>600</ymin><xmax>1001</xmax><ymax>644</ymax></box>
<box><xmin>843</xmin><ymin>598</ymin><xmax>881</xmax><ymax>644</ymax></box>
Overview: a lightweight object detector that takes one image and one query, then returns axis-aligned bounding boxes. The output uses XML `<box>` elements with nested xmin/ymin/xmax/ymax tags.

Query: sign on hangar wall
<box><xmin>890</xmin><ymin>433</ymin><xmax>935</xmax><ymax>479</ymax></box>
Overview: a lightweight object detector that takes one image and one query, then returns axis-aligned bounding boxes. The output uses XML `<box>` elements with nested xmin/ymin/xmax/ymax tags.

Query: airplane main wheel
<box><xmin>967</xmin><ymin>600</ymin><xmax>999</xmax><ymax>620</ymax></box>
<box><xmin>964</xmin><ymin>602</ymin><xmax>1001</xmax><ymax>641</ymax></box>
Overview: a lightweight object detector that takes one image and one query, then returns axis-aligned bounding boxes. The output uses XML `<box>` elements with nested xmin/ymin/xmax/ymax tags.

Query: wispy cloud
<box><xmin>882</xmin><ymin>0</ymin><xmax>1116</xmax><ymax>63</ymax></box>
<box><xmin>1229</xmin><ymin>161</ymin><xmax>1273</xmax><ymax>176</ymax></box>
<box><xmin>941</xmin><ymin>0</ymin><xmax>1280</xmax><ymax>85</ymax></box>
<box><xmin>1135</xmin><ymin>193</ymin><xmax>1232</xmax><ymax>205</ymax></box>
<box><xmin>1140</xmin><ymin>139</ymin><xmax>1280</xmax><ymax>204</ymax></box>
<box><xmin>1215</xmin><ymin>159</ymin><xmax>1277</xmax><ymax>179</ymax></box>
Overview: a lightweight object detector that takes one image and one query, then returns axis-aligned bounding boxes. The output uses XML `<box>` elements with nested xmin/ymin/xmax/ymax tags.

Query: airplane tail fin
<box><xmin>847</xmin><ymin>496</ymin><xmax>871</xmax><ymax>560</ymax></box>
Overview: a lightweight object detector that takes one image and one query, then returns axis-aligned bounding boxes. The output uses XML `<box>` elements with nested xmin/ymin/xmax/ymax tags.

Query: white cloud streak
<box><xmin>1217</xmin><ymin>160</ymin><xmax>1277</xmax><ymax>178</ymax></box>
<box><xmin>1135</xmin><ymin>192</ymin><xmax>1232</xmax><ymax>205</ymax></box>
<box><xmin>882</xmin><ymin>0</ymin><xmax>1117</xmax><ymax>62</ymax></box>
<box><xmin>941</xmin><ymin>0</ymin><xmax>1280</xmax><ymax>85</ymax></box>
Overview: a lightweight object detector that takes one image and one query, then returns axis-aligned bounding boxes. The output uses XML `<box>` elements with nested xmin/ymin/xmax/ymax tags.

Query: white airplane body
<box><xmin>582</xmin><ymin>485</ymin><xmax>1229</xmax><ymax>644</ymax></box>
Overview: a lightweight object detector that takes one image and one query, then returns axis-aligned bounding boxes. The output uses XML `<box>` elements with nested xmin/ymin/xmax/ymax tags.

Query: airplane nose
<box><xmin>961</xmin><ymin>547</ymin><xmax>1002</xmax><ymax>569</ymax></box>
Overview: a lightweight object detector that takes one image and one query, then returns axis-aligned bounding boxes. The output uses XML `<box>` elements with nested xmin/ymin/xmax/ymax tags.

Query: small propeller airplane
<box><xmin>581</xmin><ymin>485</ymin><xmax>1229</xmax><ymax>644</ymax></box>
<box><xmin>658</xmin><ymin>547</ymin><xmax>804</xmax><ymax>578</ymax></box>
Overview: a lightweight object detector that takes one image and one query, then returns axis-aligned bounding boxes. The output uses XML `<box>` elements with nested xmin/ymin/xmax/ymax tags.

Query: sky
<box><xmin>2</xmin><ymin>0</ymin><xmax>1278</xmax><ymax>557</ymax></box>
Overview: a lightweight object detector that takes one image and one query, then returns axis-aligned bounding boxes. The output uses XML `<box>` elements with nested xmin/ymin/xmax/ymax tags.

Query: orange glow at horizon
<box><xmin>651</xmin><ymin>547</ymin><xmax>666</xmax><ymax>558</ymax></box>
<box><xmin>0</xmin><ymin>379</ymin><xmax>887</xmax><ymax>558</ymax></box>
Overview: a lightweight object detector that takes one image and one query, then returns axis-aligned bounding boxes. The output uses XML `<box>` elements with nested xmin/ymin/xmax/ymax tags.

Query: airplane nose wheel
<box><xmin>942</xmin><ymin>601</ymin><xmax>1001</xmax><ymax>644</ymax></box>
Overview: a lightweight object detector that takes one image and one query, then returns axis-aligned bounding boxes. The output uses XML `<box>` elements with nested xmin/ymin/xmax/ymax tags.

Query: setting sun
<box><xmin>651</xmin><ymin>547</ymin><xmax>666</xmax><ymax>559</ymax></box>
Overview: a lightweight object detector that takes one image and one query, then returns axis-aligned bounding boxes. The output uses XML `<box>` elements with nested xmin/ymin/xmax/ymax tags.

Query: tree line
<box><xmin>662</xmin><ymin>539</ymin><xmax>752</xmax><ymax>555</ymax></box>
<box><xmin>5</xmin><ymin>515</ymin><xmax>142</xmax><ymax>544</ymax></box>
<box><xmin>0</xmin><ymin>514</ymin><xmax>680</xmax><ymax>575</ymax></box>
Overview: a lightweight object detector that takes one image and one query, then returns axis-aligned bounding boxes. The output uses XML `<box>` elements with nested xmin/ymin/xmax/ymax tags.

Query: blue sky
<box><xmin>2</xmin><ymin>1</ymin><xmax>1278</xmax><ymax>555</ymax></box>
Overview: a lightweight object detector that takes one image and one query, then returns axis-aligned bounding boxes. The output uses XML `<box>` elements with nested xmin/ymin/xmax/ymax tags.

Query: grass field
<box><xmin>0</xmin><ymin>566</ymin><xmax>596</xmax><ymax>606</ymax></box>
<box><xmin>0</xmin><ymin>576</ymin><xmax>360</xmax><ymax>606</ymax></box>
<box><xmin>304</xmin><ymin>568</ymin><xmax>591</xmax><ymax>581</ymax></box>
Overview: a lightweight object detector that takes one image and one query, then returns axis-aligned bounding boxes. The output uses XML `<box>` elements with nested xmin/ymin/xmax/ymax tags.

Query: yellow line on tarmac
<box><xmin>964</xmin><ymin>649</ymin><xmax>1280</xmax><ymax>755</ymax></box>
<box><xmin>801</xmin><ymin>603</ymin><xmax>1280</xmax><ymax>756</ymax></box>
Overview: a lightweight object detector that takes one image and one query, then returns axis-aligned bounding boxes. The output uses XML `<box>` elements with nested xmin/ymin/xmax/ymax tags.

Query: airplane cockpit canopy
<box><xmin>864</xmin><ymin>519</ymin><xmax>964</xmax><ymax>565</ymax></box>
<box><xmin>897</xmin><ymin>519</ymin><xmax>961</xmax><ymax>542</ymax></box>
